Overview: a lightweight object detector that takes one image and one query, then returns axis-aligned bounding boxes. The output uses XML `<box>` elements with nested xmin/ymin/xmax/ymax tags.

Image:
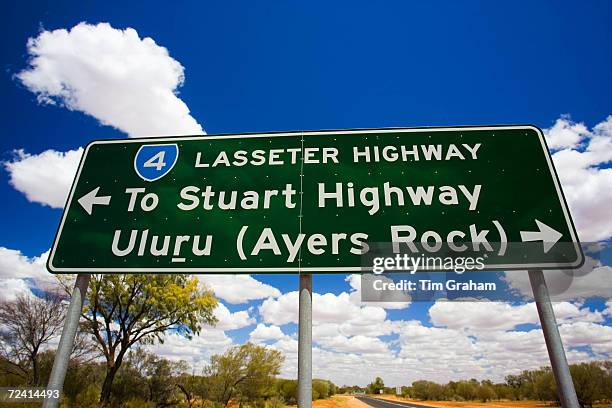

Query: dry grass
<box><xmin>376</xmin><ymin>394</ymin><xmax>612</xmax><ymax>408</ymax></box>
<box><xmin>287</xmin><ymin>395</ymin><xmax>376</xmax><ymax>408</ymax></box>
<box><xmin>334</xmin><ymin>395</ymin><xmax>379</xmax><ymax>408</ymax></box>
<box><xmin>287</xmin><ymin>395</ymin><xmax>612</xmax><ymax>408</ymax></box>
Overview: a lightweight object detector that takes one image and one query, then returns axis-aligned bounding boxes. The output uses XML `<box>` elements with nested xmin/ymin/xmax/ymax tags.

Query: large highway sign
<box><xmin>48</xmin><ymin>126</ymin><xmax>583</xmax><ymax>273</ymax></box>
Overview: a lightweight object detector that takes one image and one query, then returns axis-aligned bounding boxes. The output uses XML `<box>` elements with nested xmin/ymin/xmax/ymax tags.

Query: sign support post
<box><xmin>298</xmin><ymin>273</ymin><xmax>312</xmax><ymax>408</ymax></box>
<box><xmin>42</xmin><ymin>274</ymin><xmax>91</xmax><ymax>408</ymax></box>
<box><xmin>528</xmin><ymin>269</ymin><xmax>579</xmax><ymax>408</ymax></box>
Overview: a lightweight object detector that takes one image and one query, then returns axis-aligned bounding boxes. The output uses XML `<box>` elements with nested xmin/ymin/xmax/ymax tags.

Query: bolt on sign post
<box><xmin>46</xmin><ymin>126</ymin><xmax>583</xmax><ymax>408</ymax></box>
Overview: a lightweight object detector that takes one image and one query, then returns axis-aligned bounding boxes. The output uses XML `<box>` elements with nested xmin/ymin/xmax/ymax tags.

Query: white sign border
<box><xmin>47</xmin><ymin>125</ymin><xmax>585</xmax><ymax>274</ymax></box>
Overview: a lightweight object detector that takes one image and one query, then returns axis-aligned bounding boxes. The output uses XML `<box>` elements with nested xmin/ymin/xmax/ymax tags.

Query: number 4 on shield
<box><xmin>133</xmin><ymin>144</ymin><xmax>179</xmax><ymax>182</ymax></box>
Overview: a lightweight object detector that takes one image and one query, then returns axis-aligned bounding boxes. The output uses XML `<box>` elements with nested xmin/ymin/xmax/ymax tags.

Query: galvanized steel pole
<box><xmin>528</xmin><ymin>269</ymin><xmax>579</xmax><ymax>408</ymax></box>
<box><xmin>42</xmin><ymin>274</ymin><xmax>91</xmax><ymax>408</ymax></box>
<box><xmin>297</xmin><ymin>273</ymin><xmax>312</xmax><ymax>408</ymax></box>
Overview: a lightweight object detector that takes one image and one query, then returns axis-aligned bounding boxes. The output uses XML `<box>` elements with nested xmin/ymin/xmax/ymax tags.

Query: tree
<box><xmin>312</xmin><ymin>379</ymin><xmax>330</xmax><ymax>399</ymax></box>
<box><xmin>73</xmin><ymin>274</ymin><xmax>218</xmax><ymax>405</ymax></box>
<box><xmin>571</xmin><ymin>362</ymin><xmax>607</xmax><ymax>408</ymax></box>
<box><xmin>0</xmin><ymin>292</ymin><xmax>65</xmax><ymax>385</ymax></box>
<box><xmin>476</xmin><ymin>384</ymin><xmax>496</xmax><ymax>402</ymax></box>
<box><xmin>145</xmin><ymin>354</ymin><xmax>189</xmax><ymax>405</ymax></box>
<box><xmin>205</xmin><ymin>342</ymin><xmax>284</xmax><ymax>406</ymax></box>
<box><xmin>276</xmin><ymin>379</ymin><xmax>298</xmax><ymax>404</ymax></box>
<box><xmin>367</xmin><ymin>377</ymin><xmax>385</xmax><ymax>394</ymax></box>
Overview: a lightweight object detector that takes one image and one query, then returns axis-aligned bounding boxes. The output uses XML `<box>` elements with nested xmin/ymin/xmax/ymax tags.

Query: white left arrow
<box><xmin>78</xmin><ymin>187</ymin><xmax>111</xmax><ymax>215</ymax></box>
<box><xmin>520</xmin><ymin>219</ymin><xmax>563</xmax><ymax>253</ymax></box>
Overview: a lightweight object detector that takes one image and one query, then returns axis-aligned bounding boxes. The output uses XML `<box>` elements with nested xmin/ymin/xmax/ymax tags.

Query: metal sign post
<box><xmin>297</xmin><ymin>273</ymin><xmax>312</xmax><ymax>408</ymax></box>
<box><xmin>42</xmin><ymin>274</ymin><xmax>90</xmax><ymax>408</ymax></box>
<box><xmin>529</xmin><ymin>270</ymin><xmax>579</xmax><ymax>408</ymax></box>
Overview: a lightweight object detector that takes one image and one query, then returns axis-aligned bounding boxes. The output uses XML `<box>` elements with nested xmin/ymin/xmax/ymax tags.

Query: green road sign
<box><xmin>48</xmin><ymin>126</ymin><xmax>584</xmax><ymax>274</ymax></box>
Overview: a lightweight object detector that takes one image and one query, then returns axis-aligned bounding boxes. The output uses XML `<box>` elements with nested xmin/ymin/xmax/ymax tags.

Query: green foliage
<box><xmin>570</xmin><ymin>362</ymin><xmax>609</xmax><ymax>408</ymax></box>
<box><xmin>275</xmin><ymin>378</ymin><xmax>298</xmax><ymax>404</ymax></box>
<box><xmin>476</xmin><ymin>384</ymin><xmax>496</xmax><ymax>402</ymax></box>
<box><xmin>79</xmin><ymin>274</ymin><xmax>218</xmax><ymax>403</ymax></box>
<box><xmin>119</xmin><ymin>398</ymin><xmax>156</xmax><ymax>408</ymax></box>
<box><xmin>367</xmin><ymin>376</ymin><xmax>385</xmax><ymax>394</ymax></box>
<box><xmin>411</xmin><ymin>380</ymin><xmax>445</xmax><ymax>400</ymax></box>
<box><xmin>267</xmin><ymin>395</ymin><xmax>285</xmax><ymax>408</ymax></box>
<box><xmin>73</xmin><ymin>384</ymin><xmax>101</xmax><ymax>408</ymax></box>
<box><xmin>400</xmin><ymin>360</ymin><xmax>612</xmax><ymax>405</ymax></box>
<box><xmin>337</xmin><ymin>385</ymin><xmax>366</xmax><ymax>394</ymax></box>
<box><xmin>204</xmin><ymin>342</ymin><xmax>284</xmax><ymax>406</ymax></box>
<box><xmin>313</xmin><ymin>379</ymin><xmax>335</xmax><ymax>399</ymax></box>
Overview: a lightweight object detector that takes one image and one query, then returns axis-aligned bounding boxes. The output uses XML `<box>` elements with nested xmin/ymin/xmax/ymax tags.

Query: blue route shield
<box><xmin>133</xmin><ymin>144</ymin><xmax>179</xmax><ymax>181</ymax></box>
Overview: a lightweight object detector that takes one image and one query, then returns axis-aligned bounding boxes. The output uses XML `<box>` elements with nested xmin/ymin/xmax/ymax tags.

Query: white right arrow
<box><xmin>77</xmin><ymin>187</ymin><xmax>111</xmax><ymax>215</ymax></box>
<box><xmin>520</xmin><ymin>219</ymin><xmax>563</xmax><ymax>253</ymax></box>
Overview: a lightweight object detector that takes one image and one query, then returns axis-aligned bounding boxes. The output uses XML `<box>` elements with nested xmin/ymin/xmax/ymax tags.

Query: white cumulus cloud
<box><xmin>6</xmin><ymin>22</ymin><xmax>204</xmax><ymax>209</ymax></box>
<box><xmin>429</xmin><ymin>300</ymin><xmax>602</xmax><ymax>333</ymax></box>
<box><xmin>0</xmin><ymin>247</ymin><xmax>59</xmax><ymax>303</ymax></box>
<box><xmin>199</xmin><ymin>275</ymin><xmax>281</xmax><ymax>305</ymax></box>
<box><xmin>544</xmin><ymin>115</ymin><xmax>612</xmax><ymax>242</ymax></box>
<box><xmin>4</xmin><ymin>148</ymin><xmax>83</xmax><ymax>208</ymax></box>
<box><xmin>212</xmin><ymin>302</ymin><xmax>255</xmax><ymax>331</ymax></box>
<box><xmin>16</xmin><ymin>22</ymin><xmax>203</xmax><ymax>137</ymax></box>
<box><xmin>249</xmin><ymin>323</ymin><xmax>288</xmax><ymax>343</ymax></box>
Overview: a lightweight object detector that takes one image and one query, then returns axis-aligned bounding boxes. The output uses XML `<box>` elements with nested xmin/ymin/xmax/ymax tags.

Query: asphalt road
<box><xmin>355</xmin><ymin>396</ymin><xmax>438</xmax><ymax>408</ymax></box>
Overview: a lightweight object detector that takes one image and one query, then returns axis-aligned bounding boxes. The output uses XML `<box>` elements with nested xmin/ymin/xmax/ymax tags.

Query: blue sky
<box><xmin>1</xmin><ymin>1</ymin><xmax>611</xmax><ymax>386</ymax></box>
